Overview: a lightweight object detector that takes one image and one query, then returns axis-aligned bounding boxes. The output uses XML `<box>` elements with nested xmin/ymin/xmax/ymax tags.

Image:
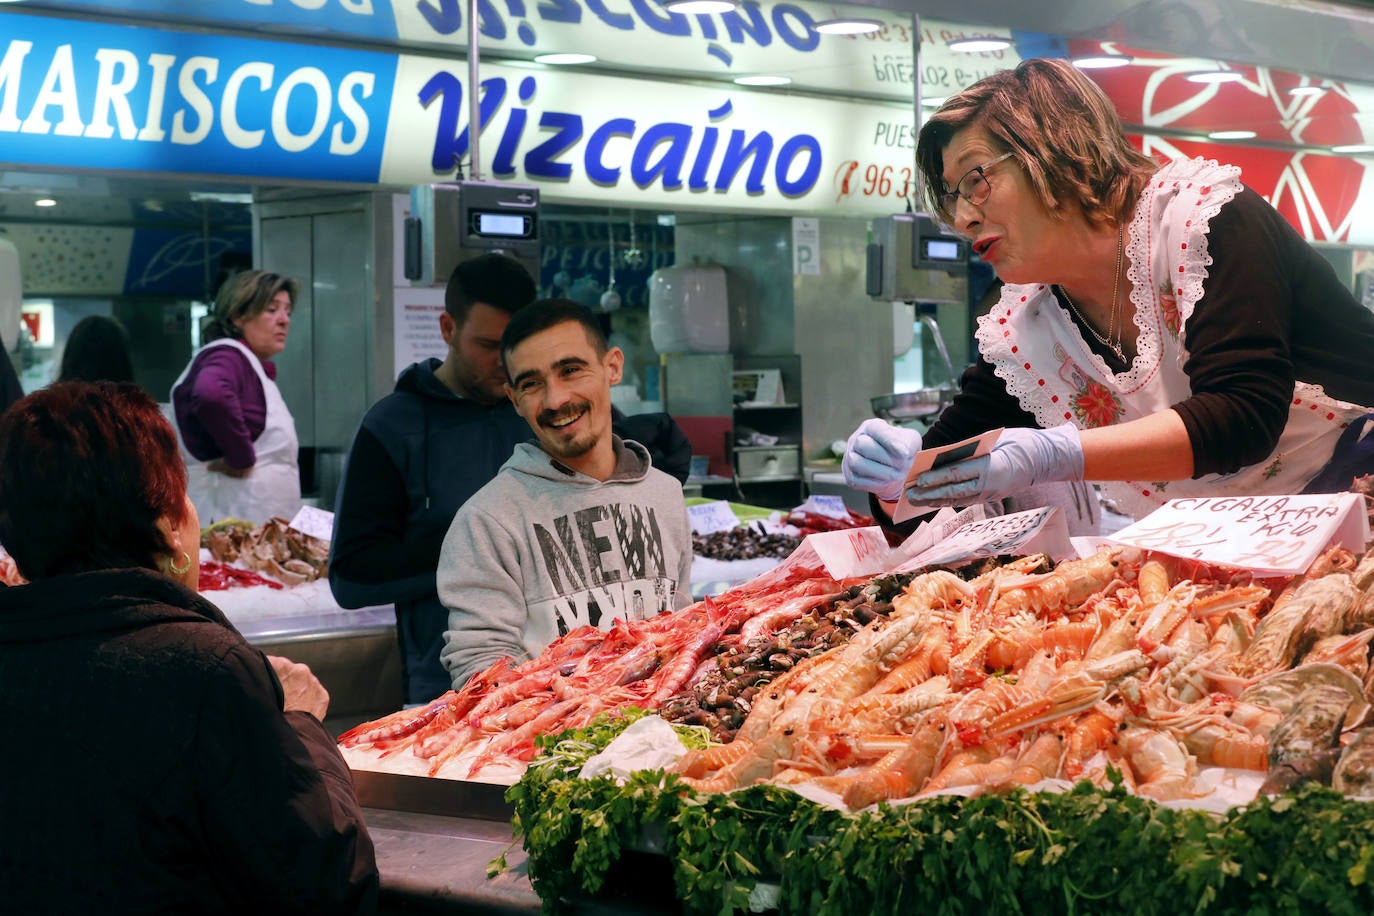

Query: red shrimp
<box><xmin>739</xmin><ymin>590</ymin><xmax>845</xmax><ymax>640</ymax></box>
<box><xmin>465</xmin><ymin>696</ymin><xmax>586</xmax><ymax>777</ymax></box>
<box><xmin>647</xmin><ymin>622</ymin><xmax>725</xmax><ymax>704</ymax></box>
<box><xmin>337</xmin><ymin>691</ymin><xmax>456</xmax><ymax>748</ymax></box>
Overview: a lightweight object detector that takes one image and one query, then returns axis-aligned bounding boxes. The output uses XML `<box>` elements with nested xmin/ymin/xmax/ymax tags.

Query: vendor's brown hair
<box><xmin>0</xmin><ymin>382</ymin><xmax>188</xmax><ymax>579</ymax></box>
<box><xmin>917</xmin><ymin>57</ymin><xmax>1158</xmax><ymax>228</ymax></box>
<box><xmin>204</xmin><ymin>270</ymin><xmax>298</xmax><ymax>343</ymax></box>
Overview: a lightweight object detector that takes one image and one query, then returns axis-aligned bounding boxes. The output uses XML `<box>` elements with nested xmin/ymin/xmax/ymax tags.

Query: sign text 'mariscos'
<box><xmin>0</xmin><ymin>22</ymin><xmax>394</xmax><ymax>181</ymax></box>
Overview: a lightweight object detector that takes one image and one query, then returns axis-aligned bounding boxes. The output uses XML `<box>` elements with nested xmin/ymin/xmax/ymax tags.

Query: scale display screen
<box><xmin>922</xmin><ymin>237</ymin><xmax>962</xmax><ymax>261</ymax></box>
<box><xmin>473</xmin><ymin>212</ymin><xmax>530</xmax><ymax>238</ymax></box>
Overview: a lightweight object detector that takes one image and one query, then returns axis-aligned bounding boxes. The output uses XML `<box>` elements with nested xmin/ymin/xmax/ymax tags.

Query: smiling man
<box><xmin>329</xmin><ymin>253</ymin><xmax>538</xmax><ymax>704</ymax></box>
<box><xmin>436</xmin><ymin>298</ymin><xmax>693</xmax><ymax>691</ymax></box>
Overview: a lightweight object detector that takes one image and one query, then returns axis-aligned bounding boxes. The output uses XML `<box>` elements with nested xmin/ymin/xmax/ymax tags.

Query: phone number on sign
<box><xmin>834</xmin><ymin>161</ymin><xmax>914</xmax><ymax>202</ymax></box>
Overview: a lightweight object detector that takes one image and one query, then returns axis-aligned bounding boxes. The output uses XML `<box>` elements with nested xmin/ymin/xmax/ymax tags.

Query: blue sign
<box><xmin>19</xmin><ymin>0</ymin><xmax>398</xmax><ymax>41</ymax></box>
<box><xmin>0</xmin><ymin>12</ymin><xmax>395</xmax><ymax>182</ymax></box>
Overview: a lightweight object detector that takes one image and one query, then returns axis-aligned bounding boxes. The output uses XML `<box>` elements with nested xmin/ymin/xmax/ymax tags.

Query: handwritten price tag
<box><xmin>288</xmin><ymin>505</ymin><xmax>335</xmax><ymax>542</ymax></box>
<box><xmin>1108</xmin><ymin>493</ymin><xmax>1369</xmax><ymax>575</ymax></box>
<box><xmin>688</xmin><ymin>500</ymin><xmax>740</xmax><ymax>535</ymax></box>
<box><xmin>893</xmin><ymin>506</ymin><xmax>1070</xmax><ymax>571</ymax></box>
<box><xmin>797</xmin><ymin>495</ymin><xmax>851</xmax><ymax>520</ymax></box>
<box><xmin>807</xmin><ymin>527</ymin><xmax>893</xmax><ymax>578</ymax></box>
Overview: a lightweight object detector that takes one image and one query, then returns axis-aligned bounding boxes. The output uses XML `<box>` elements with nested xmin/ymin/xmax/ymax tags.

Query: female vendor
<box><xmin>172</xmin><ymin>270</ymin><xmax>301</xmax><ymax>525</ymax></box>
<box><xmin>844</xmin><ymin>58</ymin><xmax>1374</xmax><ymax>524</ymax></box>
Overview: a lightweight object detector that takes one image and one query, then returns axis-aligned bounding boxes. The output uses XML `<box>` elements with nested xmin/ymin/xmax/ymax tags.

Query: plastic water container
<box><xmin>648</xmin><ymin>264</ymin><xmax>729</xmax><ymax>353</ymax></box>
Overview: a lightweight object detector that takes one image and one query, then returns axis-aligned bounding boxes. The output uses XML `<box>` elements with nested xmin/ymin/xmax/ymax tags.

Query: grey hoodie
<box><xmin>437</xmin><ymin>436</ymin><xmax>693</xmax><ymax>688</ymax></box>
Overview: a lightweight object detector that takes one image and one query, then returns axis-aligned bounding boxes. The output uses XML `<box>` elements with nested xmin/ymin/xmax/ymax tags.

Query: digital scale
<box><xmin>405</xmin><ymin>180</ymin><xmax>541</xmax><ymax>285</ymax></box>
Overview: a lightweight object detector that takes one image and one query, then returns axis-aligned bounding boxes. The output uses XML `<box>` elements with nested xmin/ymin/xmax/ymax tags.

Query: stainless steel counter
<box><xmin>366</xmin><ymin>808</ymin><xmax>541</xmax><ymax>914</ymax></box>
<box><xmin>366</xmin><ymin>807</ymin><xmax>680</xmax><ymax>915</ymax></box>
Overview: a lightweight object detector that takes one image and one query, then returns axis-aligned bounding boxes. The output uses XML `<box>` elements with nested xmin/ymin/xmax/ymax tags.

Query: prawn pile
<box><xmin>338</xmin><ymin>566</ymin><xmax>852</xmax><ymax>779</ymax></box>
<box><xmin>674</xmin><ymin>546</ymin><xmax>1374</xmax><ymax>808</ymax></box>
<box><xmin>340</xmin><ymin>542</ymin><xmax>1374</xmax><ymax>805</ymax></box>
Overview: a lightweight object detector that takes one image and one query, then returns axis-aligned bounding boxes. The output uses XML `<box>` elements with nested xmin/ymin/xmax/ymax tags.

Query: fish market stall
<box><xmin>342</xmin><ymin>491</ymin><xmax>1374</xmax><ymax>914</ymax></box>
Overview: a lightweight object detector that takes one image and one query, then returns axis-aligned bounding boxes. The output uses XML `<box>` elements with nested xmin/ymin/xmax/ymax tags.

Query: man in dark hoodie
<box><xmin>329</xmin><ymin>253</ymin><xmax>538</xmax><ymax>704</ymax></box>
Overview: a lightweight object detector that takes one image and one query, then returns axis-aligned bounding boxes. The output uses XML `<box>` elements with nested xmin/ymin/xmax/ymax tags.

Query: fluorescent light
<box><xmin>1288</xmin><ymin>85</ymin><xmax>1326</xmax><ymax>97</ymax></box>
<box><xmin>662</xmin><ymin>0</ymin><xmax>737</xmax><ymax>12</ymax></box>
<box><xmin>1208</xmin><ymin>130</ymin><xmax>1257</xmax><ymax>140</ymax></box>
<box><xmin>921</xmin><ymin>97</ymin><xmax>948</xmax><ymax>108</ymax></box>
<box><xmin>1332</xmin><ymin>144</ymin><xmax>1374</xmax><ymax>154</ymax></box>
<box><xmin>34</xmin><ymin>198</ymin><xmax>56</xmax><ymax>207</ymax></box>
<box><xmin>189</xmin><ymin>190</ymin><xmax>254</xmax><ymax>204</ymax></box>
<box><xmin>1072</xmin><ymin>54</ymin><xmax>1132</xmax><ymax>70</ymax></box>
<box><xmin>1185</xmin><ymin>69</ymin><xmax>1243</xmax><ymax>84</ymax></box>
<box><xmin>533</xmin><ymin>52</ymin><xmax>596</xmax><ymax>65</ymax></box>
<box><xmin>947</xmin><ymin>37</ymin><xmax>1012</xmax><ymax>53</ymax></box>
<box><xmin>733</xmin><ymin>75</ymin><xmax>791</xmax><ymax>87</ymax></box>
<box><xmin>814</xmin><ymin>18</ymin><xmax>883</xmax><ymax>35</ymax></box>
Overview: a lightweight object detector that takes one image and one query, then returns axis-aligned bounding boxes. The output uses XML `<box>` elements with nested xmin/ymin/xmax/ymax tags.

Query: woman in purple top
<box><xmin>172</xmin><ymin>271</ymin><xmax>301</xmax><ymax>525</ymax></box>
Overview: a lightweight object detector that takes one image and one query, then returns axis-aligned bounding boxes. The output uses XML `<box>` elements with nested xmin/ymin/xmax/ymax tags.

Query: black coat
<box><xmin>0</xmin><ymin>568</ymin><xmax>378</xmax><ymax>914</ymax></box>
<box><xmin>0</xmin><ymin>352</ymin><xmax>21</xmax><ymax>415</ymax></box>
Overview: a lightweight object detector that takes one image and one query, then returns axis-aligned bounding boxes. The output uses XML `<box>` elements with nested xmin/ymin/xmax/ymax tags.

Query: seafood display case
<box><xmin>340</xmin><ymin>484</ymin><xmax>1374</xmax><ymax>914</ymax></box>
<box><xmin>200</xmin><ymin>517</ymin><xmax>405</xmax><ymax>729</ymax></box>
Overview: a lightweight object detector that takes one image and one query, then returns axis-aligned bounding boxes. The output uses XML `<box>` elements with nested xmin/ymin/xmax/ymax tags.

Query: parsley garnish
<box><xmin>497</xmin><ymin>715</ymin><xmax>1374</xmax><ymax>914</ymax></box>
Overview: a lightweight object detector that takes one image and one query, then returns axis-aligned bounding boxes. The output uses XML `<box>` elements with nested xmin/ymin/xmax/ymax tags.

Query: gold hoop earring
<box><xmin>168</xmin><ymin>551</ymin><xmax>192</xmax><ymax>576</ymax></box>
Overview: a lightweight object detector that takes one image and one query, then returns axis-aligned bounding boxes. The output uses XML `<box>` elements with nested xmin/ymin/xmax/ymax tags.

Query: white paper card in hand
<box><xmin>1107</xmin><ymin>492</ymin><xmax>1368</xmax><ymax>576</ymax></box>
<box><xmin>884</xmin><ymin>428</ymin><xmax>1003</xmax><ymax>524</ymax></box>
<box><xmin>289</xmin><ymin>505</ymin><xmax>335</xmax><ymax>541</ymax></box>
<box><xmin>688</xmin><ymin>500</ymin><xmax>739</xmax><ymax>535</ymax></box>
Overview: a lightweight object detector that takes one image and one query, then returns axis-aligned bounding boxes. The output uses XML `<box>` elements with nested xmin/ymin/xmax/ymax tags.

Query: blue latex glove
<box><xmin>842</xmin><ymin>418</ymin><xmax>923</xmax><ymax>501</ymax></box>
<box><xmin>906</xmin><ymin>423</ymin><xmax>1085</xmax><ymax>506</ymax></box>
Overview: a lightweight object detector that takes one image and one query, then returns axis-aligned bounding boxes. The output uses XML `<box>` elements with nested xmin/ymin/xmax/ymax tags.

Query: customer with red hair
<box><xmin>0</xmin><ymin>382</ymin><xmax>377</xmax><ymax>914</ymax></box>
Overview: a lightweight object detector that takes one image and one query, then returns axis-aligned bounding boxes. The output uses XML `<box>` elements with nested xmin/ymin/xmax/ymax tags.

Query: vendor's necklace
<box><xmin>1059</xmin><ymin>227</ymin><xmax>1127</xmax><ymax>363</ymax></box>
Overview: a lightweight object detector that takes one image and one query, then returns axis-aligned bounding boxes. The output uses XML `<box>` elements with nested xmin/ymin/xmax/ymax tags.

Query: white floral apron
<box><xmin>976</xmin><ymin>157</ymin><xmax>1366</xmax><ymax>520</ymax></box>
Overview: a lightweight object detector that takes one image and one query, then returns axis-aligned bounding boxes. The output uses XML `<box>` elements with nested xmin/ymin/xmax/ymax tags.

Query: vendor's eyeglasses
<box><xmin>939</xmin><ymin>151</ymin><xmax>1015</xmax><ymax>210</ymax></box>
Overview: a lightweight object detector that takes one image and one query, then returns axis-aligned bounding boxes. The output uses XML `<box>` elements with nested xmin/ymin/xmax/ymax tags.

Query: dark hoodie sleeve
<box><xmin>194</xmin><ymin>643</ymin><xmax>378</xmax><ymax>914</ymax></box>
<box><xmin>329</xmin><ymin>424</ymin><xmax>445</xmax><ymax>608</ymax></box>
<box><xmin>612</xmin><ymin>412</ymin><xmax>694</xmax><ymax>483</ymax></box>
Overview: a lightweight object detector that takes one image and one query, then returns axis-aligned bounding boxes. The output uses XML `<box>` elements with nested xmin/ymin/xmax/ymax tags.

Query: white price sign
<box><xmin>806</xmin><ymin>526</ymin><xmax>893</xmax><ymax>578</ymax></box>
<box><xmin>688</xmin><ymin>501</ymin><xmax>740</xmax><ymax>535</ymax></box>
<box><xmin>288</xmin><ymin>505</ymin><xmax>335</xmax><ymax>542</ymax></box>
<box><xmin>894</xmin><ymin>505</ymin><xmax>1071</xmax><ymax>571</ymax></box>
<box><xmin>1108</xmin><ymin>493</ymin><xmax>1369</xmax><ymax>576</ymax></box>
<box><xmin>796</xmin><ymin>495</ymin><xmax>850</xmax><ymax>520</ymax></box>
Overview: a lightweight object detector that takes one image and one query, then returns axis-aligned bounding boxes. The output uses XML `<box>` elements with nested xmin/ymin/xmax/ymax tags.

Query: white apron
<box><xmin>976</xmin><ymin>157</ymin><xmax>1367</xmax><ymax>520</ymax></box>
<box><xmin>172</xmin><ymin>338</ymin><xmax>300</xmax><ymax>525</ymax></box>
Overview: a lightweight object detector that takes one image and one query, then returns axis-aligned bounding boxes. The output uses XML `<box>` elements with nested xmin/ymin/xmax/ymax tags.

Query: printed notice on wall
<box><xmin>393</xmin><ymin>286</ymin><xmax>447</xmax><ymax>378</ymax></box>
<box><xmin>1108</xmin><ymin>492</ymin><xmax>1369</xmax><ymax>576</ymax></box>
<box><xmin>792</xmin><ymin>217</ymin><xmax>819</xmax><ymax>276</ymax></box>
